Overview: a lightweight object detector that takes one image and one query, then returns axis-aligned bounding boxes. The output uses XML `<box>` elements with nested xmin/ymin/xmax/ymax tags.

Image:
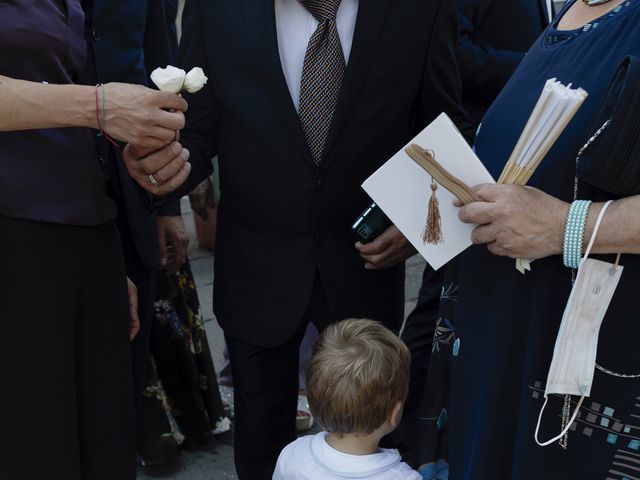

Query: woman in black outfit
<box><xmin>0</xmin><ymin>1</ymin><xmax>188</xmax><ymax>478</ymax></box>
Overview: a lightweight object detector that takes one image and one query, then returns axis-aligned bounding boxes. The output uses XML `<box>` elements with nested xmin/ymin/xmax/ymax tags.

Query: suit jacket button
<box><xmin>92</xmin><ymin>28</ymin><xmax>101</xmax><ymax>42</ymax></box>
<box><xmin>315</xmin><ymin>178</ymin><xmax>325</xmax><ymax>191</ymax></box>
<box><xmin>314</xmin><ymin>234</ymin><xmax>324</xmax><ymax>245</ymax></box>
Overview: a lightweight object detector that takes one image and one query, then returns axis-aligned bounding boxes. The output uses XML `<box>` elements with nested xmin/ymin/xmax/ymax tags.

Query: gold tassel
<box><xmin>423</xmin><ymin>178</ymin><xmax>443</xmax><ymax>245</ymax></box>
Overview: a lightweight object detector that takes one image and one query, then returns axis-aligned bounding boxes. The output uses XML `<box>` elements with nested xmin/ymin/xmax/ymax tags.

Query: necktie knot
<box><xmin>300</xmin><ymin>0</ymin><xmax>342</xmax><ymax>22</ymax></box>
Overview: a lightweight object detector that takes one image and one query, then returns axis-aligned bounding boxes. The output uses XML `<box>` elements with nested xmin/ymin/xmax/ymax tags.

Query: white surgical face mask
<box><xmin>535</xmin><ymin>201</ymin><xmax>623</xmax><ymax>447</ymax></box>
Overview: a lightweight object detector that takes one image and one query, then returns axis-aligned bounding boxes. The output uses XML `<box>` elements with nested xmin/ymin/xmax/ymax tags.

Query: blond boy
<box><xmin>273</xmin><ymin>319</ymin><xmax>421</xmax><ymax>480</ymax></box>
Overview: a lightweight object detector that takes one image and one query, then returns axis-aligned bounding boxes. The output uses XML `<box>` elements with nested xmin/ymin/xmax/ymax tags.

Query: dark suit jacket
<box><xmin>81</xmin><ymin>0</ymin><xmax>179</xmax><ymax>269</ymax></box>
<box><xmin>457</xmin><ymin>0</ymin><xmax>551</xmax><ymax>127</ymax></box>
<box><xmin>176</xmin><ymin>0</ymin><xmax>471</xmax><ymax>347</ymax></box>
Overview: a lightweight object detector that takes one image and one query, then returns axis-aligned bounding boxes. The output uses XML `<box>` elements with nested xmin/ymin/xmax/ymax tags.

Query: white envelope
<box><xmin>362</xmin><ymin>112</ymin><xmax>495</xmax><ymax>270</ymax></box>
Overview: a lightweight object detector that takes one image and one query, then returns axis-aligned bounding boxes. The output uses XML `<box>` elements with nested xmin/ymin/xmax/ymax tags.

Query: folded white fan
<box><xmin>498</xmin><ymin>79</ymin><xmax>588</xmax><ymax>273</ymax></box>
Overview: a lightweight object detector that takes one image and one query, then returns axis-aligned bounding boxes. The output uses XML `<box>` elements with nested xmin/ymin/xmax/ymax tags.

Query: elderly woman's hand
<box><xmin>458</xmin><ymin>184</ymin><xmax>570</xmax><ymax>260</ymax></box>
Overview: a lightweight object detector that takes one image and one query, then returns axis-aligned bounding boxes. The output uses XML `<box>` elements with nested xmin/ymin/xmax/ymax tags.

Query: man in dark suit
<box><xmin>457</xmin><ymin>0</ymin><xmax>553</xmax><ymax>129</ymax></box>
<box><xmin>126</xmin><ymin>0</ymin><xmax>471</xmax><ymax>477</ymax></box>
<box><xmin>80</xmin><ymin>0</ymin><xmax>189</xmax><ymax>420</ymax></box>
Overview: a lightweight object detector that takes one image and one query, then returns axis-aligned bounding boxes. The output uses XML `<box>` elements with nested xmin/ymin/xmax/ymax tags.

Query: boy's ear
<box><xmin>388</xmin><ymin>401</ymin><xmax>404</xmax><ymax>429</ymax></box>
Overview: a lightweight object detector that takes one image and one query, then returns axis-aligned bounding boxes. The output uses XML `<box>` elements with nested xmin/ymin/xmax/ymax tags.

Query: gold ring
<box><xmin>149</xmin><ymin>174</ymin><xmax>161</xmax><ymax>186</ymax></box>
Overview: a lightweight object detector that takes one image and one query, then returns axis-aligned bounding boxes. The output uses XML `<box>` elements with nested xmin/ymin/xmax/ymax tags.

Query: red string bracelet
<box><xmin>95</xmin><ymin>84</ymin><xmax>119</xmax><ymax>148</ymax></box>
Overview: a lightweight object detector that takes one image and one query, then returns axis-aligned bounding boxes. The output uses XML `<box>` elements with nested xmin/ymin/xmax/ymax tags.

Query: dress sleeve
<box><xmin>416</xmin><ymin>0</ymin><xmax>473</xmax><ymax>143</ymax></box>
<box><xmin>456</xmin><ymin>0</ymin><xmax>525</xmax><ymax>103</ymax></box>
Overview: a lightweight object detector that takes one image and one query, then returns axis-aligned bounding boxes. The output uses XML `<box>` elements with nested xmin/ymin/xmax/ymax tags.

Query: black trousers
<box><xmin>225</xmin><ymin>275</ymin><xmax>333</xmax><ymax>480</ymax></box>
<box><xmin>0</xmin><ymin>216</ymin><xmax>136</xmax><ymax>480</ymax></box>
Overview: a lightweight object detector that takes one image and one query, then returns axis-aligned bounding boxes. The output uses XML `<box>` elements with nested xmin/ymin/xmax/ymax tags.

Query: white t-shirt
<box><xmin>273</xmin><ymin>432</ymin><xmax>422</xmax><ymax>480</ymax></box>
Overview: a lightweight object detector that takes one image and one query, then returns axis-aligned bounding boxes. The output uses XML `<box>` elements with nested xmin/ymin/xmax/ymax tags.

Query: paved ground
<box><xmin>137</xmin><ymin>199</ymin><xmax>426</xmax><ymax>480</ymax></box>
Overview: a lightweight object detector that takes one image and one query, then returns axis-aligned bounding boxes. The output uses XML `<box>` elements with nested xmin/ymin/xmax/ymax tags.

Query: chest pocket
<box><xmin>362</xmin><ymin>69</ymin><xmax>417</xmax><ymax>97</ymax></box>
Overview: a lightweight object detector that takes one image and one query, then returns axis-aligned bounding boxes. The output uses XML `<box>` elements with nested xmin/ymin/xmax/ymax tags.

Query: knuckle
<box><xmin>495</xmin><ymin>233</ymin><xmax>512</xmax><ymax>251</ymax></box>
<box><xmin>497</xmin><ymin>203</ymin><xmax>513</xmax><ymax>218</ymax></box>
<box><xmin>143</xmin><ymin>91</ymin><xmax>157</xmax><ymax>105</ymax></box>
<box><xmin>141</xmin><ymin>163</ymin><xmax>154</xmax><ymax>175</ymax></box>
<box><xmin>487</xmin><ymin>243</ymin><xmax>502</xmax><ymax>256</ymax></box>
<box><xmin>458</xmin><ymin>207</ymin><xmax>470</xmax><ymax>223</ymax></box>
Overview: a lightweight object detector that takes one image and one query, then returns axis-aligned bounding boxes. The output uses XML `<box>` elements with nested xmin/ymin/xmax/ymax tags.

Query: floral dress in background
<box><xmin>138</xmin><ymin>261</ymin><xmax>229</xmax><ymax>466</ymax></box>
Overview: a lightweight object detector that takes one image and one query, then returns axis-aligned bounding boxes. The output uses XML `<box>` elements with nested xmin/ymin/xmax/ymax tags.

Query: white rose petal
<box><xmin>183</xmin><ymin>67</ymin><xmax>208</xmax><ymax>93</ymax></box>
<box><xmin>151</xmin><ymin>65</ymin><xmax>186</xmax><ymax>93</ymax></box>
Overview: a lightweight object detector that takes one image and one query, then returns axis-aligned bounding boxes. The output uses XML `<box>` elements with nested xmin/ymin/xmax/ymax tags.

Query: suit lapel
<box><xmin>242</xmin><ymin>0</ymin><xmax>315</xmax><ymax>167</ymax></box>
<box><xmin>322</xmin><ymin>0</ymin><xmax>393</xmax><ymax>167</ymax></box>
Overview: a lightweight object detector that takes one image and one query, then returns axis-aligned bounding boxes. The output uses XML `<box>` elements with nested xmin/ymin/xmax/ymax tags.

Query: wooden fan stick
<box><xmin>405</xmin><ymin>144</ymin><xmax>481</xmax><ymax>205</ymax></box>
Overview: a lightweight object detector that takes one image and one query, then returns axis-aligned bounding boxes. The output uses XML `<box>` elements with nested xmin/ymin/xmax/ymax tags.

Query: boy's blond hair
<box><xmin>306</xmin><ymin>318</ymin><xmax>410</xmax><ymax>435</ymax></box>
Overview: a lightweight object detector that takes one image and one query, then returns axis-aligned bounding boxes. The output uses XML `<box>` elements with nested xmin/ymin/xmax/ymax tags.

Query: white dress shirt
<box><xmin>274</xmin><ymin>0</ymin><xmax>359</xmax><ymax>111</ymax></box>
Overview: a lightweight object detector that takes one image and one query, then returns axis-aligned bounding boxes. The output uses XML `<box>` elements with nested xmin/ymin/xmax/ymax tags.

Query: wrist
<box><xmin>582</xmin><ymin>202</ymin><xmax>606</xmax><ymax>253</ymax></box>
<box><xmin>563</xmin><ymin>200</ymin><xmax>592</xmax><ymax>268</ymax></box>
<box><xmin>67</xmin><ymin>84</ymin><xmax>99</xmax><ymax>129</ymax></box>
<box><xmin>553</xmin><ymin>201</ymin><xmax>571</xmax><ymax>255</ymax></box>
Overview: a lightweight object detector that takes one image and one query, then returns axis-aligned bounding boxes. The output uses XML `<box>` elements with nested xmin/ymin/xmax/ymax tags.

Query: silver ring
<box><xmin>149</xmin><ymin>174</ymin><xmax>161</xmax><ymax>186</ymax></box>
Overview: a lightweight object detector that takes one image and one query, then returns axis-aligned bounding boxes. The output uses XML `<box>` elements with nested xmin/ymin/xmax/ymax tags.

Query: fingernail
<box><xmin>172</xmin><ymin>142</ymin><xmax>181</xmax><ymax>154</ymax></box>
<box><xmin>185</xmin><ymin>162</ymin><xmax>192</xmax><ymax>172</ymax></box>
<box><xmin>160</xmin><ymin>258</ymin><xmax>167</xmax><ymax>266</ymax></box>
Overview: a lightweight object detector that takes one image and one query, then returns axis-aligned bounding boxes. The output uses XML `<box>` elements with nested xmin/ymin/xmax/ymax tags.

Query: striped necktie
<box><xmin>298</xmin><ymin>0</ymin><xmax>346</xmax><ymax>165</ymax></box>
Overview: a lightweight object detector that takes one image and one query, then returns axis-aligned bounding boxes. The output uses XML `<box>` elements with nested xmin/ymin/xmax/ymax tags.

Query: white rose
<box><xmin>183</xmin><ymin>67</ymin><xmax>208</xmax><ymax>93</ymax></box>
<box><xmin>150</xmin><ymin>65</ymin><xmax>186</xmax><ymax>93</ymax></box>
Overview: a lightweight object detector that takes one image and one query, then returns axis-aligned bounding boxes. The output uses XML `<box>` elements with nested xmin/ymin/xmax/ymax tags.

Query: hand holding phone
<box><xmin>352</xmin><ymin>202</ymin><xmax>391</xmax><ymax>244</ymax></box>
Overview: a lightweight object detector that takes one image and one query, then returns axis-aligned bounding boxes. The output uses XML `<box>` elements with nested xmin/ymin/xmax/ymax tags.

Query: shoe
<box><xmin>296</xmin><ymin>394</ymin><xmax>314</xmax><ymax>432</ymax></box>
<box><xmin>213</xmin><ymin>417</ymin><xmax>232</xmax><ymax>435</ymax></box>
<box><xmin>219</xmin><ymin>384</ymin><xmax>234</xmax><ymax>419</ymax></box>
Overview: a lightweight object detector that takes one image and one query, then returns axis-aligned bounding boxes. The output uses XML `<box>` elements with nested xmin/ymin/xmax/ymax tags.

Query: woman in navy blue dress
<box><xmin>450</xmin><ymin>1</ymin><xmax>640</xmax><ymax>478</ymax></box>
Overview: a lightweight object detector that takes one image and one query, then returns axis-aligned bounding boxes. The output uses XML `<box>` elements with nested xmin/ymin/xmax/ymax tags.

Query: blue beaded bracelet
<box><xmin>563</xmin><ymin>200</ymin><xmax>592</xmax><ymax>269</ymax></box>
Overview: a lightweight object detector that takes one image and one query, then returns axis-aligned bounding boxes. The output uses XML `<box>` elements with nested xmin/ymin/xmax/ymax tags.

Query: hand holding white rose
<box><xmin>123</xmin><ymin>65</ymin><xmax>208</xmax><ymax>196</ymax></box>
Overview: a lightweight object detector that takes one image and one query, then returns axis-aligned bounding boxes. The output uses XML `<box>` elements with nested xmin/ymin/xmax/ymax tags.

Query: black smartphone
<box><xmin>352</xmin><ymin>202</ymin><xmax>392</xmax><ymax>243</ymax></box>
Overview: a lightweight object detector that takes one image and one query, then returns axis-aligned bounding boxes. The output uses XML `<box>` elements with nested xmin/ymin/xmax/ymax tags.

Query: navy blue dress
<box><xmin>450</xmin><ymin>2</ymin><xmax>640</xmax><ymax>478</ymax></box>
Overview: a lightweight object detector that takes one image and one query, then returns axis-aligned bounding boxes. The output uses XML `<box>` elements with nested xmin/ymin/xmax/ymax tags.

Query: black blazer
<box><xmin>177</xmin><ymin>0</ymin><xmax>471</xmax><ymax>347</ymax></box>
<box><xmin>81</xmin><ymin>0</ymin><xmax>179</xmax><ymax>269</ymax></box>
<box><xmin>457</xmin><ymin>0</ymin><xmax>551</xmax><ymax>128</ymax></box>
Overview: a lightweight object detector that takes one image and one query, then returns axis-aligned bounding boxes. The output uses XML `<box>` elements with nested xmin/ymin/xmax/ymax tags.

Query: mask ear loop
<box><xmin>535</xmin><ymin>200</ymin><xmax>614</xmax><ymax>448</ymax></box>
<box><xmin>535</xmin><ymin>396</ymin><xmax>585</xmax><ymax>447</ymax></box>
<box><xmin>581</xmin><ymin>200</ymin><xmax>614</xmax><ymax>263</ymax></box>
<box><xmin>614</xmin><ymin>253</ymin><xmax>622</xmax><ymax>267</ymax></box>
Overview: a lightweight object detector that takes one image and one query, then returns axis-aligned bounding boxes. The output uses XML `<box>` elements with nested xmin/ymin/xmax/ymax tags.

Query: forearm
<box><xmin>0</xmin><ymin>75</ymin><xmax>96</xmax><ymax>131</ymax></box>
<box><xmin>585</xmin><ymin>196</ymin><xmax>640</xmax><ymax>255</ymax></box>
